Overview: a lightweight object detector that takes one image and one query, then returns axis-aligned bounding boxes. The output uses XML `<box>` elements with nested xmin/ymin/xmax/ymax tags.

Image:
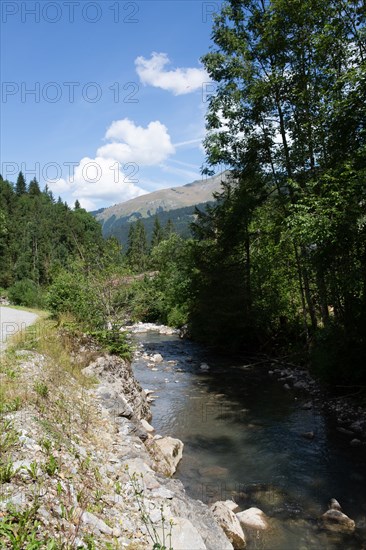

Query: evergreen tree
<box><xmin>0</xmin><ymin>172</ymin><xmax>105</xmax><ymax>287</ymax></box>
<box><xmin>74</xmin><ymin>200</ymin><xmax>81</xmax><ymax>209</ymax></box>
<box><xmin>151</xmin><ymin>216</ymin><xmax>164</xmax><ymax>249</ymax></box>
<box><xmin>28</xmin><ymin>177</ymin><xmax>41</xmax><ymax>196</ymax></box>
<box><xmin>15</xmin><ymin>172</ymin><xmax>26</xmax><ymax>196</ymax></box>
<box><xmin>126</xmin><ymin>219</ymin><xmax>148</xmax><ymax>272</ymax></box>
<box><xmin>164</xmin><ymin>219</ymin><xmax>175</xmax><ymax>239</ymax></box>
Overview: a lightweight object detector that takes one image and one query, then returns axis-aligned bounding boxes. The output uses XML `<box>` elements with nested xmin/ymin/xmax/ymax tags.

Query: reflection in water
<box><xmin>132</xmin><ymin>333</ymin><xmax>366</xmax><ymax>549</ymax></box>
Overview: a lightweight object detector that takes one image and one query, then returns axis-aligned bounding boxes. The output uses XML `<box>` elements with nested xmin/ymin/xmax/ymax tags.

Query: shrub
<box><xmin>8</xmin><ymin>279</ymin><xmax>44</xmax><ymax>308</ymax></box>
<box><xmin>87</xmin><ymin>328</ymin><xmax>132</xmax><ymax>361</ymax></box>
<box><xmin>46</xmin><ymin>270</ymin><xmax>102</xmax><ymax>328</ymax></box>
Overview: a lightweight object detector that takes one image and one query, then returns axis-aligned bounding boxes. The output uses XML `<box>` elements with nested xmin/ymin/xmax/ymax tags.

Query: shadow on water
<box><xmin>132</xmin><ymin>332</ymin><xmax>366</xmax><ymax>549</ymax></box>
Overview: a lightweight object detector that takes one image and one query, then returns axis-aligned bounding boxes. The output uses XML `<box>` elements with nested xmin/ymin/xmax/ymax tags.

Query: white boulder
<box><xmin>236</xmin><ymin>507</ymin><xmax>269</xmax><ymax>531</ymax></box>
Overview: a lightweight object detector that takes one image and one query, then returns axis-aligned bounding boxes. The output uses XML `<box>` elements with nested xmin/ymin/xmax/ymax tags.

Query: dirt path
<box><xmin>0</xmin><ymin>306</ymin><xmax>38</xmax><ymax>352</ymax></box>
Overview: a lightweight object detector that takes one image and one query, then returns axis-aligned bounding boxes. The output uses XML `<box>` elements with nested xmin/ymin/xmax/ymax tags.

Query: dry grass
<box><xmin>0</xmin><ymin>315</ymin><xmax>101</xmax><ymax>434</ymax></box>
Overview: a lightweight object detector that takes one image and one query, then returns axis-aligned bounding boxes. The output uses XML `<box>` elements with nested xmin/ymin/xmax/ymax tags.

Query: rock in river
<box><xmin>236</xmin><ymin>507</ymin><xmax>269</xmax><ymax>531</ymax></box>
<box><xmin>146</xmin><ymin>436</ymin><xmax>183</xmax><ymax>476</ymax></box>
<box><xmin>210</xmin><ymin>501</ymin><xmax>246</xmax><ymax>549</ymax></box>
<box><xmin>321</xmin><ymin>499</ymin><xmax>355</xmax><ymax>533</ymax></box>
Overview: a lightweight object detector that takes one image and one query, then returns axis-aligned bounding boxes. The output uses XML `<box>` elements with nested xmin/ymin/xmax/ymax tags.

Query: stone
<box><xmin>151</xmin><ymin>486</ymin><xmax>175</xmax><ymax>499</ymax></box>
<box><xmin>158</xmin><ymin>517</ymin><xmax>207</xmax><ymax>550</ymax></box>
<box><xmin>302</xmin><ymin>431</ymin><xmax>314</xmax><ymax>440</ymax></box>
<box><xmin>167</xmin><ymin>479</ymin><xmax>234</xmax><ymax>550</ymax></box>
<box><xmin>321</xmin><ymin>509</ymin><xmax>355</xmax><ymax>533</ymax></box>
<box><xmin>222</xmin><ymin>500</ymin><xmax>240</xmax><ymax>513</ymax></box>
<box><xmin>200</xmin><ymin>363</ymin><xmax>210</xmax><ymax>371</ymax></box>
<box><xmin>337</xmin><ymin>427</ymin><xmax>354</xmax><ymax>436</ymax></box>
<box><xmin>293</xmin><ymin>381</ymin><xmax>308</xmax><ymax>390</ymax></box>
<box><xmin>329</xmin><ymin>498</ymin><xmax>342</xmax><ymax>511</ymax></box>
<box><xmin>81</xmin><ymin>511</ymin><xmax>113</xmax><ymax>535</ymax></box>
<box><xmin>350</xmin><ymin>420</ymin><xmax>366</xmax><ymax>434</ymax></box>
<box><xmin>123</xmin><ymin>457</ymin><xmax>154</xmax><ymax>477</ymax></box>
<box><xmin>236</xmin><ymin>507</ymin><xmax>269</xmax><ymax>531</ymax></box>
<box><xmin>82</xmin><ymin>354</ymin><xmax>150</xmax><ymax>420</ymax></box>
<box><xmin>116</xmin><ymin>418</ymin><xmax>148</xmax><ymax>441</ymax></box>
<box><xmin>141</xmin><ymin>419</ymin><xmax>155</xmax><ymax>433</ymax></box>
<box><xmin>283</xmin><ymin>384</ymin><xmax>291</xmax><ymax>390</ymax></box>
<box><xmin>0</xmin><ymin>491</ymin><xmax>28</xmax><ymax>509</ymax></box>
<box><xmin>301</xmin><ymin>402</ymin><xmax>313</xmax><ymax>410</ymax></box>
<box><xmin>151</xmin><ymin>353</ymin><xmax>163</xmax><ymax>364</ymax></box>
<box><xmin>147</xmin><ymin>436</ymin><xmax>184</xmax><ymax>476</ymax></box>
<box><xmin>13</xmin><ymin>459</ymin><xmax>33</xmax><ymax>472</ymax></box>
<box><xmin>210</xmin><ymin>501</ymin><xmax>246</xmax><ymax>549</ymax></box>
<box><xmin>350</xmin><ymin>438</ymin><xmax>362</xmax><ymax>447</ymax></box>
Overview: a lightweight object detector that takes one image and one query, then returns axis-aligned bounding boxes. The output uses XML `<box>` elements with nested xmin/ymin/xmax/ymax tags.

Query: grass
<box><xmin>0</xmin><ymin>311</ymin><xmax>155</xmax><ymax>549</ymax></box>
<box><xmin>0</xmin><ymin>316</ymin><xmax>95</xmax><ymax>418</ymax></box>
<box><xmin>0</xmin><ymin>318</ymin><xmax>108</xmax><ymax>547</ymax></box>
<box><xmin>0</xmin><ymin>504</ymin><xmax>59</xmax><ymax>549</ymax></box>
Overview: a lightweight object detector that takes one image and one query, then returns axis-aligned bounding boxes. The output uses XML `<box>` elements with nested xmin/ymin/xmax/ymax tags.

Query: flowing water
<box><xmin>132</xmin><ymin>331</ymin><xmax>366</xmax><ymax>549</ymax></box>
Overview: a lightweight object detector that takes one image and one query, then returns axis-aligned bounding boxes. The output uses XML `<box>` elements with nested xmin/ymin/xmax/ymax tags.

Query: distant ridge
<box><xmin>94</xmin><ymin>171</ymin><xmax>228</xmax><ymax>245</ymax></box>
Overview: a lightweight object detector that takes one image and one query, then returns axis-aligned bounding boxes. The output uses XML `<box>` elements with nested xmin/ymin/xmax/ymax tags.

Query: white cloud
<box><xmin>135</xmin><ymin>52</ymin><xmax>209</xmax><ymax>95</ymax></box>
<box><xmin>173</xmin><ymin>138</ymin><xmax>203</xmax><ymax>148</ymax></box>
<box><xmin>47</xmin><ymin>117</ymin><xmax>177</xmax><ymax>210</ymax></box>
<box><xmin>48</xmin><ymin>155</ymin><xmax>147</xmax><ymax>210</ymax></box>
<box><xmin>159</xmin><ymin>163</ymin><xmax>200</xmax><ymax>182</ymax></box>
<box><xmin>97</xmin><ymin>118</ymin><xmax>175</xmax><ymax>165</ymax></box>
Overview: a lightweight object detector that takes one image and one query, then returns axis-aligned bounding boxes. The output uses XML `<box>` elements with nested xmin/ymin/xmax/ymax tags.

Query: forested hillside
<box><xmin>99</xmin><ymin>202</ymin><xmax>212</xmax><ymax>246</ymax></box>
<box><xmin>0</xmin><ymin>172</ymin><xmax>105</xmax><ymax>305</ymax></box>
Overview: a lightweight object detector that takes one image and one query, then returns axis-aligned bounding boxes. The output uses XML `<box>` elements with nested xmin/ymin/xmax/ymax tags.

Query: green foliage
<box><xmin>0</xmin><ymin>459</ymin><xmax>16</xmax><ymax>483</ymax></box>
<box><xmin>0</xmin><ymin>172</ymin><xmax>105</xmax><ymax>288</ymax></box>
<box><xmin>46</xmin><ymin>247</ymin><xmax>131</xmax><ymax>332</ymax></box>
<box><xmin>100</xmin><ymin>203</ymin><xmax>210</xmax><ymax>247</ymax></box>
<box><xmin>151</xmin><ymin>215</ymin><xmax>164</xmax><ymax>249</ymax></box>
<box><xmin>15</xmin><ymin>171</ymin><xmax>26</xmax><ymax>196</ymax></box>
<box><xmin>126</xmin><ymin>219</ymin><xmax>148</xmax><ymax>272</ymax></box>
<box><xmin>311</xmin><ymin>317</ymin><xmax>366</xmax><ymax>384</ymax></box>
<box><xmin>33</xmin><ymin>381</ymin><xmax>49</xmax><ymax>399</ymax></box>
<box><xmin>128</xmin><ymin>234</ymin><xmax>192</xmax><ymax>327</ymax></box>
<box><xmin>87</xmin><ymin>329</ymin><xmax>132</xmax><ymax>360</ymax></box>
<box><xmin>191</xmin><ymin>0</ymin><xmax>366</xmax><ymax>379</ymax></box>
<box><xmin>0</xmin><ymin>504</ymin><xmax>58</xmax><ymax>548</ymax></box>
<box><xmin>8</xmin><ymin>279</ymin><xmax>45</xmax><ymax>308</ymax></box>
<box><xmin>42</xmin><ymin>454</ymin><xmax>59</xmax><ymax>476</ymax></box>
<box><xmin>46</xmin><ymin>267</ymin><xmax>100</xmax><ymax>328</ymax></box>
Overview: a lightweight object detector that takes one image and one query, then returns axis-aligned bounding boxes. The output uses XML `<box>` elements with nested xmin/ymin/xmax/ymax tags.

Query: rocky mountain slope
<box><xmin>94</xmin><ymin>171</ymin><xmax>228</xmax><ymax>244</ymax></box>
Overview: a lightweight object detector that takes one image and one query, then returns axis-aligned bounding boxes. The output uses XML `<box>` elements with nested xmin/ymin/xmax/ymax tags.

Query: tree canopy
<box><xmin>190</xmin><ymin>0</ymin><xmax>366</xmax><ymax>380</ymax></box>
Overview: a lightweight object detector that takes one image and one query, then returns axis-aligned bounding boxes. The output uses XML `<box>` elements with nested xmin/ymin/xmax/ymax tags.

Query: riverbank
<box><xmin>0</xmin><ymin>318</ymin><xmax>234</xmax><ymax>548</ymax></box>
<box><xmin>268</xmin><ymin>363</ymin><xmax>366</xmax><ymax>446</ymax></box>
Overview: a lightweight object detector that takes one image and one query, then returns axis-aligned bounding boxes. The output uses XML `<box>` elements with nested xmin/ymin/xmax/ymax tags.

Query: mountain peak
<box><xmin>96</xmin><ymin>171</ymin><xmax>228</xmax><ymax>223</ymax></box>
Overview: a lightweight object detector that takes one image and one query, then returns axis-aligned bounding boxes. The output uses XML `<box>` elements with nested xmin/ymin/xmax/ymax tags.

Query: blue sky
<box><xmin>1</xmin><ymin>1</ymin><xmax>223</xmax><ymax>209</ymax></box>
